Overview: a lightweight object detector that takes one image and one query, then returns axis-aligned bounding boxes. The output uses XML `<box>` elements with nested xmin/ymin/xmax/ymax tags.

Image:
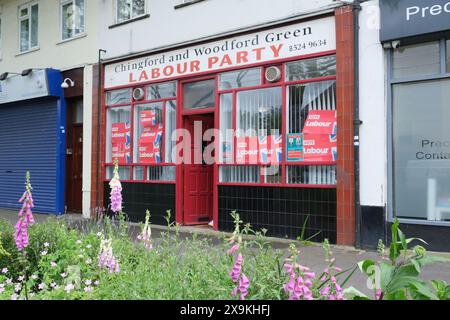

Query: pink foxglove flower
<box><xmin>238</xmin><ymin>274</ymin><xmax>250</xmax><ymax>300</ymax></box>
<box><xmin>98</xmin><ymin>237</ymin><xmax>120</xmax><ymax>274</ymax></box>
<box><xmin>283</xmin><ymin>259</ymin><xmax>316</xmax><ymax>300</ymax></box>
<box><xmin>109</xmin><ymin>159</ymin><xmax>123</xmax><ymax>214</ymax></box>
<box><xmin>226</xmin><ymin>244</ymin><xmax>240</xmax><ymax>255</ymax></box>
<box><xmin>14</xmin><ymin>172</ymin><xmax>35</xmax><ymax>252</ymax></box>
<box><xmin>229</xmin><ymin>253</ymin><xmax>243</xmax><ymax>283</ymax></box>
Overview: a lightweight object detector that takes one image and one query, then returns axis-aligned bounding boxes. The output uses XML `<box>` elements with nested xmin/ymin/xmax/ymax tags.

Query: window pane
<box><xmin>133</xmin><ymin>167</ymin><xmax>144</xmax><ymax>180</ymax></box>
<box><xmin>287</xmin><ymin>166</ymin><xmax>336</xmax><ymax>185</ymax></box>
<box><xmin>288</xmin><ymin>80</ymin><xmax>336</xmax><ymax>134</ymax></box>
<box><xmin>165</xmin><ymin>101</ymin><xmax>176</xmax><ymax>163</ymax></box>
<box><xmin>106</xmin><ymin>106</ymin><xmax>131</xmax><ymax>164</ymax></box>
<box><xmin>132</xmin><ymin>0</ymin><xmax>145</xmax><ymax>17</ymax></box>
<box><xmin>30</xmin><ymin>5</ymin><xmax>38</xmax><ymax>47</ymax></box>
<box><xmin>106</xmin><ymin>88</ymin><xmax>132</xmax><ymax>105</ymax></box>
<box><xmin>20</xmin><ymin>8</ymin><xmax>28</xmax><ymax>17</ymax></box>
<box><xmin>134</xmin><ymin>103</ymin><xmax>163</xmax><ymax>164</ymax></box>
<box><xmin>117</xmin><ymin>0</ymin><xmax>131</xmax><ymax>22</ymax></box>
<box><xmin>393</xmin><ymin>79</ymin><xmax>450</xmax><ymax>221</ymax></box>
<box><xmin>20</xmin><ymin>19</ymin><xmax>29</xmax><ymax>52</ymax></box>
<box><xmin>219</xmin><ymin>94</ymin><xmax>233</xmax><ymax>163</ymax></box>
<box><xmin>106</xmin><ymin>166</ymin><xmax>130</xmax><ymax>180</ymax></box>
<box><xmin>62</xmin><ymin>2</ymin><xmax>73</xmax><ymax>40</ymax></box>
<box><xmin>219</xmin><ymin>166</ymin><xmax>260</xmax><ymax>183</ymax></box>
<box><xmin>393</xmin><ymin>42</ymin><xmax>440</xmax><ymax>78</ymax></box>
<box><xmin>447</xmin><ymin>40</ymin><xmax>450</xmax><ymax>73</ymax></box>
<box><xmin>286</xmin><ymin>55</ymin><xmax>336</xmax><ymax>82</ymax></box>
<box><xmin>75</xmin><ymin>0</ymin><xmax>85</xmax><ymax>35</ymax></box>
<box><xmin>183</xmin><ymin>79</ymin><xmax>215</xmax><ymax>109</ymax></box>
<box><xmin>219</xmin><ymin>68</ymin><xmax>261</xmax><ymax>90</ymax></box>
<box><xmin>147</xmin><ymin>81</ymin><xmax>177</xmax><ymax>100</ymax></box>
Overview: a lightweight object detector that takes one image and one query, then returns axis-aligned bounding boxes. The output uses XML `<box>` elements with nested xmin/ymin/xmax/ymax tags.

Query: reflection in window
<box><xmin>106</xmin><ymin>166</ymin><xmax>131</xmax><ymax>180</ymax></box>
<box><xmin>183</xmin><ymin>79</ymin><xmax>215</xmax><ymax>109</ymax></box>
<box><xmin>148</xmin><ymin>166</ymin><xmax>176</xmax><ymax>181</ymax></box>
<box><xmin>165</xmin><ymin>101</ymin><xmax>177</xmax><ymax>163</ymax></box>
<box><xmin>287</xmin><ymin>166</ymin><xmax>336</xmax><ymax>185</ymax></box>
<box><xmin>133</xmin><ymin>103</ymin><xmax>163</xmax><ymax>164</ymax></box>
<box><xmin>106</xmin><ymin>88</ymin><xmax>132</xmax><ymax>105</ymax></box>
<box><xmin>219</xmin><ymin>166</ymin><xmax>260</xmax><ymax>183</ymax></box>
<box><xmin>147</xmin><ymin>82</ymin><xmax>177</xmax><ymax>100</ymax></box>
<box><xmin>393</xmin><ymin>79</ymin><xmax>450</xmax><ymax>221</ymax></box>
<box><xmin>117</xmin><ymin>0</ymin><xmax>145</xmax><ymax>23</ymax></box>
<box><xmin>219</xmin><ymin>68</ymin><xmax>261</xmax><ymax>90</ymax></box>
<box><xmin>286</xmin><ymin>55</ymin><xmax>336</xmax><ymax>81</ymax></box>
<box><xmin>106</xmin><ymin>106</ymin><xmax>131</xmax><ymax>164</ymax></box>
<box><xmin>61</xmin><ymin>0</ymin><xmax>85</xmax><ymax>40</ymax></box>
<box><xmin>393</xmin><ymin>42</ymin><xmax>440</xmax><ymax>78</ymax></box>
<box><xmin>19</xmin><ymin>3</ymin><xmax>39</xmax><ymax>52</ymax></box>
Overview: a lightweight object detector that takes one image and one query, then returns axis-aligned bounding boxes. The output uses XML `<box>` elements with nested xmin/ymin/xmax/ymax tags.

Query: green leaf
<box><xmin>379</xmin><ymin>262</ymin><xmax>395</xmax><ymax>291</ymax></box>
<box><xmin>411</xmin><ymin>259</ymin><xmax>421</xmax><ymax>274</ymax></box>
<box><xmin>409</xmin><ymin>281</ymin><xmax>438</xmax><ymax>300</ymax></box>
<box><xmin>398</xmin><ymin>228</ymin><xmax>407</xmax><ymax>251</ymax></box>
<box><xmin>418</xmin><ymin>255</ymin><xmax>450</xmax><ymax>267</ymax></box>
<box><xmin>358</xmin><ymin>260</ymin><xmax>375</xmax><ymax>274</ymax></box>
<box><xmin>389</xmin><ymin>219</ymin><xmax>400</xmax><ymax>263</ymax></box>
<box><xmin>343</xmin><ymin>287</ymin><xmax>370</xmax><ymax>300</ymax></box>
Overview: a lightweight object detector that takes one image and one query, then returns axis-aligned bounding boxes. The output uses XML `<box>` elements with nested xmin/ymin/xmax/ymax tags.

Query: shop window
<box><xmin>285</xmin><ymin>55</ymin><xmax>336</xmax><ymax>82</ymax></box>
<box><xmin>106</xmin><ymin>88</ymin><xmax>132</xmax><ymax>105</ymax></box>
<box><xmin>287</xmin><ymin>166</ymin><xmax>336</xmax><ymax>185</ymax></box>
<box><xmin>147</xmin><ymin>166</ymin><xmax>176</xmax><ymax>181</ymax></box>
<box><xmin>133</xmin><ymin>102</ymin><xmax>163</xmax><ymax>164</ymax></box>
<box><xmin>219</xmin><ymin>166</ymin><xmax>260</xmax><ymax>184</ymax></box>
<box><xmin>393</xmin><ymin>42</ymin><xmax>440</xmax><ymax>79</ymax></box>
<box><xmin>392</xmin><ymin>79</ymin><xmax>450</xmax><ymax>222</ymax></box>
<box><xmin>106</xmin><ymin>166</ymin><xmax>131</xmax><ymax>180</ymax></box>
<box><xmin>19</xmin><ymin>2</ymin><xmax>39</xmax><ymax>53</ymax></box>
<box><xmin>219</xmin><ymin>68</ymin><xmax>261</xmax><ymax>90</ymax></box>
<box><xmin>106</xmin><ymin>106</ymin><xmax>131</xmax><ymax>164</ymax></box>
<box><xmin>447</xmin><ymin>40</ymin><xmax>450</xmax><ymax>73</ymax></box>
<box><xmin>183</xmin><ymin>79</ymin><xmax>215</xmax><ymax>109</ymax></box>
<box><xmin>116</xmin><ymin>0</ymin><xmax>146</xmax><ymax>23</ymax></box>
<box><xmin>147</xmin><ymin>81</ymin><xmax>177</xmax><ymax>100</ymax></box>
<box><xmin>165</xmin><ymin>101</ymin><xmax>177</xmax><ymax>163</ymax></box>
<box><xmin>219</xmin><ymin>93</ymin><xmax>233</xmax><ymax>163</ymax></box>
<box><xmin>61</xmin><ymin>0</ymin><xmax>85</xmax><ymax>40</ymax></box>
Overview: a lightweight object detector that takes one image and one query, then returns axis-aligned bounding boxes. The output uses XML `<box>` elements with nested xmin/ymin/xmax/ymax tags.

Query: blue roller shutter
<box><xmin>0</xmin><ymin>98</ymin><xmax>60</xmax><ymax>214</ymax></box>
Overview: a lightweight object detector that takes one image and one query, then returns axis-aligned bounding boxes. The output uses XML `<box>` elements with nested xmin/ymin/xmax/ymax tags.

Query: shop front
<box><xmin>379</xmin><ymin>0</ymin><xmax>450</xmax><ymax>251</ymax></box>
<box><xmin>98</xmin><ymin>8</ymin><xmax>356</xmax><ymax>245</ymax></box>
<box><xmin>0</xmin><ymin>69</ymin><xmax>66</xmax><ymax>215</ymax></box>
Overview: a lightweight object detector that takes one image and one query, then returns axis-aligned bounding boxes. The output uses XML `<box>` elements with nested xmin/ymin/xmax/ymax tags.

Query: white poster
<box><xmin>104</xmin><ymin>16</ymin><xmax>336</xmax><ymax>88</ymax></box>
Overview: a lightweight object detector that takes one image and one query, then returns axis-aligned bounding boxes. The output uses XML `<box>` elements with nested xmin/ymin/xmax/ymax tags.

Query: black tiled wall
<box><xmin>103</xmin><ymin>182</ymin><xmax>176</xmax><ymax>225</ymax></box>
<box><xmin>218</xmin><ymin>186</ymin><xmax>337</xmax><ymax>243</ymax></box>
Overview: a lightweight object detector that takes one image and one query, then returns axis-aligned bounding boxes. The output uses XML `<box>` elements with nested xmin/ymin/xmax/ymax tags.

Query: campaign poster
<box><xmin>303</xmin><ymin>134</ymin><xmax>337</xmax><ymax>162</ymax></box>
<box><xmin>139</xmin><ymin>124</ymin><xmax>162</xmax><ymax>146</ymax></box>
<box><xmin>111</xmin><ymin>122</ymin><xmax>131</xmax><ymax>164</ymax></box>
<box><xmin>303</xmin><ymin>110</ymin><xmax>337</xmax><ymax>135</ymax></box>
<box><xmin>259</xmin><ymin>134</ymin><xmax>282</xmax><ymax>164</ymax></box>
<box><xmin>139</xmin><ymin>143</ymin><xmax>161</xmax><ymax>164</ymax></box>
<box><xmin>286</xmin><ymin>133</ymin><xmax>304</xmax><ymax>162</ymax></box>
<box><xmin>236</xmin><ymin>136</ymin><xmax>259</xmax><ymax>164</ymax></box>
<box><xmin>140</xmin><ymin>110</ymin><xmax>157</xmax><ymax>128</ymax></box>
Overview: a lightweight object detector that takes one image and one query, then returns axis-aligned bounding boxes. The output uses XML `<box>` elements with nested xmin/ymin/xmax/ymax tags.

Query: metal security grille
<box><xmin>0</xmin><ymin>98</ymin><xmax>59</xmax><ymax>213</ymax></box>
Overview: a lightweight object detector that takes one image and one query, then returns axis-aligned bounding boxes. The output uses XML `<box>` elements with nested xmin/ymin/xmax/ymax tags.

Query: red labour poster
<box><xmin>139</xmin><ymin>143</ymin><xmax>161</xmax><ymax>164</ymax></box>
<box><xmin>236</xmin><ymin>136</ymin><xmax>259</xmax><ymax>164</ymax></box>
<box><xmin>140</xmin><ymin>110</ymin><xmax>157</xmax><ymax>128</ymax></box>
<box><xmin>111</xmin><ymin>122</ymin><xmax>131</xmax><ymax>164</ymax></box>
<box><xmin>303</xmin><ymin>110</ymin><xmax>337</xmax><ymax>135</ymax></box>
<box><xmin>258</xmin><ymin>134</ymin><xmax>282</xmax><ymax>164</ymax></box>
<box><xmin>303</xmin><ymin>134</ymin><xmax>337</xmax><ymax>163</ymax></box>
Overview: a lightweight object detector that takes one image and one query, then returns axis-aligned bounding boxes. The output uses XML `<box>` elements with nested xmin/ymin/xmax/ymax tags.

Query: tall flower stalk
<box><xmin>109</xmin><ymin>158</ymin><xmax>123</xmax><ymax>214</ymax></box>
<box><xmin>14</xmin><ymin>172</ymin><xmax>35</xmax><ymax>252</ymax></box>
<box><xmin>137</xmin><ymin>210</ymin><xmax>153</xmax><ymax>250</ymax></box>
<box><xmin>98</xmin><ymin>237</ymin><xmax>120</xmax><ymax>274</ymax></box>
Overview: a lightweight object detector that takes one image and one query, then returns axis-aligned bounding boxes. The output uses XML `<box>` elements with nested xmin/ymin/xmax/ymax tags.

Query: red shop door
<box><xmin>183</xmin><ymin>115</ymin><xmax>214</xmax><ymax>225</ymax></box>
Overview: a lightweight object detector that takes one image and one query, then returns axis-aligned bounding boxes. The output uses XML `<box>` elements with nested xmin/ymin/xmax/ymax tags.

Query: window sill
<box><xmin>56</xmin><ymin>33</ymin><xmax>87</xmax><ymax>45</ymax></box>
<box><xmin>109</xmin><ymin>14</ymin><xmax>150</xmax><ymax>29</ymax></box>
<box><xmin>15</xmin><ymin>47</ymin><xmax>40</xmax><ymax>57</ymax></box>
<box><xmin>174</xmin><ymin>0</ymin><xmax>206</xmax><ymax>9</ymax></box>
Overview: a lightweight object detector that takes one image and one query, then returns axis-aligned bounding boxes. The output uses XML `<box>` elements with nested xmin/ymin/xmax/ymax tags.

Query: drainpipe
<box><xmin>95</xmin><ymin>49</ymin><xmax>107</xmax><ymax>213</ymax></box>
<box><xmin>352</xmin><ymin>0</ymin><xmax>363</xmax><ymax>249</ymax></box>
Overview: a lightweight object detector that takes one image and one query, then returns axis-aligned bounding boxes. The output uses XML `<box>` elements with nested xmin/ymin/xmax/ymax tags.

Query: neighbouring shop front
<box><xmin>380</xmin><ymin>0</ymin><xmax>450</xmax><ymax>251</ymax></box>
<box><xmin>0</xmin><ymin>69</ymin><xmax>66</xmax><ymax>215</ymax></box>
<box><xmin>98</xmin><ymin>9</ymin><xmax>357</xmax><ymax>245</ymax></box>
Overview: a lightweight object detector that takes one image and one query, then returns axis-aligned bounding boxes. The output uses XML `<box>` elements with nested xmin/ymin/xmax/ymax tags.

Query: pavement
<box><xmin>1</xmin><ymin>209</ymin><xmax>449</xmax><ymax>297</ymax></box>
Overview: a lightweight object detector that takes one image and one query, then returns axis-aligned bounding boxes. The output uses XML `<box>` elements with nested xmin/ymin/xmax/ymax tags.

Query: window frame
<box><xmin>18</xmin><ymin>1</ymin><xmax>39</xmax><ymax>54</ymax></box>
<box><xmin>105</xmin><ymin>81</ymin><xmax>177</xmax><ymax>183</ymax></box>
<box><xmin>115</xmin><ymin>0</ymin><xmax>147</xmax><ymax>24</ymax></box>
<box><xmin>387</xmin><ymin>38</ymin><xmax>450</xmax><ymax>227</ymax></box>
<box><xmin>60</xmin><ymin>0</ymin><xmax>86</xmax><ymax>41</ymax></box>
<box><xmin>217</xmin><ymin>56</ymin><xmax>337</xmax><ymax>188</ymax></box>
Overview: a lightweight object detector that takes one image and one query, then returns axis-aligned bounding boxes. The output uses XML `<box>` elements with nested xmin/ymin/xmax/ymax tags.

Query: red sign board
<box><xmin>236</xmin><ymin>136</ymin><xmax>259</xmax><ymax>164</ymax></box>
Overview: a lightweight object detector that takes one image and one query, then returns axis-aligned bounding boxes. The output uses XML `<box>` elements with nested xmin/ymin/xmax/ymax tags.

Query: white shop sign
<box><xmin>104</xmin><ymin>16</ymin><xmax>336</xmax><ymax>89</ymax></box>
